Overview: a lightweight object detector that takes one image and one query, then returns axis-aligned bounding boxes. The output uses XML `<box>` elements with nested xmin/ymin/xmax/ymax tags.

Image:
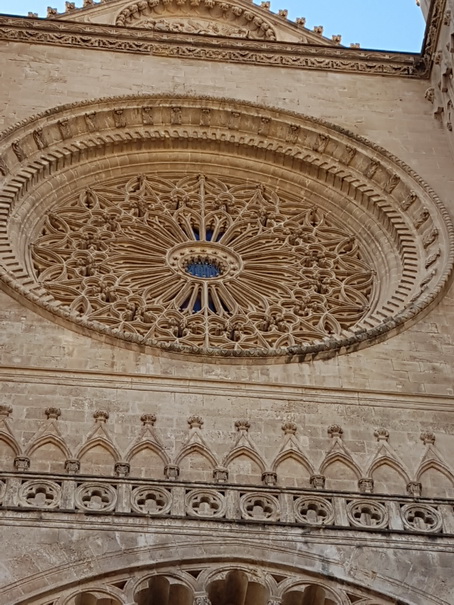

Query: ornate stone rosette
<box><xmin>0</xmin><ymin>95</ymin><xmax>453</xmax><ymax>360</ymax></box>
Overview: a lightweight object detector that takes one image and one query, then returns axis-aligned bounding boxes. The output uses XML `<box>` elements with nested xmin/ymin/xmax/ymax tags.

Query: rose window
<box><xmin>2</xmin><ymin>96</ymin><xmax>452</xmax><ymax>360</ymax></box>
<box><xmin>30</xmin><ymin>174</ymin><xmax>374</xmax><ymax>353</ymax></box>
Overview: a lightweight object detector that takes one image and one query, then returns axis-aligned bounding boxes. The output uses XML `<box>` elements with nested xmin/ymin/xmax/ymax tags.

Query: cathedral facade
<box><xmin>0</xmin><ymin>1</ymin><xmax>453</xmax><ymax>603</ymax></box>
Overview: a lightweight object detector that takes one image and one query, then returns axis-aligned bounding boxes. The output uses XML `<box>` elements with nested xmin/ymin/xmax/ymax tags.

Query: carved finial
<box><xmin>28</xmin><ymin>12</ymin><xmax>38</xmax><ymax>17</ymax></box>
<box><xmin>65</xmin><ymin>1</ymin><xmax>76</xmax><ymax>12</ymax></box>
<box><xmin>420</xmin><ymin>431</ymin><xmax>436</xmax><ymax>445</ymax></box>
<box><xmin>278</xmin><ymin>9</ymin><xmax>288</xmax><ymax>18</ymax></box>
<box><xmin>188</xmin><ymin>415</ymin><xmax>204</xmax><ymax>429</ymax></box>
<box><xmin>350</xmin><ymin>43</ymin><xmax>361</xmax><ymax>48</ymax></box>
<box><xmin>282</xmin><ymin>421</ymin><xmax>297</xmax><ymax>435</ymax></box>
<box><xmin>0</xmin><ymin>405</ymin><xmax>12</xmax><ymax>418</ymax></box>
<box><xmin>260</xmin><ymin>1</ymin><xmax>270</xmax><ymax>9</ymax></box>
<box><xmin>93</xmin><ymin>410</ymin><xmax>109</xmax><ymax>423</ymax></box>
<box><xmin>332</xmin><ymin>35</ymin><xmax>342</xmax><ymax>45</ymax></box>
<box><xmin>45</xmin><ymin>407</ymin><xmax>61</xmax><ymax>420</ymax></box>
<box><xmin>374</xmin><ymin>428</ymin><xmax>389</xmax><ymax>442</ymax></box>
<box><xmin>84</xmin><ymin>0</ymin><xmax>95</xmax><ymax>6</ymax></box>
<box><xmin>313</xmin><ymin>25</ymin><xmax>324</xmax><ymax>35</ymax></box>
<box><xmin>295</xmin><ymin>17</ymin><xmax>306</xmax><ymax>27</ymax></box>
<box><xmin>141</xmin><ymin>413</ymin><xmax>156</xmax><ymax>426</ymax></box>
<box><xmin>327</xmin><ymin>425</ymin><xmax>343</xmax><ymax>438</ymax></box>
<box><xmin>47</xmin><ymin>7</ymin><xmax>58</xmax><ymax>17</ymax></box>
<box><xmin>235</xmin><ymin>419</ymin><xmax>250</xmax><ymax>432</ymax></box>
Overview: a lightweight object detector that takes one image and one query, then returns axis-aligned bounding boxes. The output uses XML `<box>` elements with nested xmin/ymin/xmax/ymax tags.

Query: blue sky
<box><xmin>0</xmin><ymin>0</ymin><xmax>426</xmax><ymax>52</ymax></box>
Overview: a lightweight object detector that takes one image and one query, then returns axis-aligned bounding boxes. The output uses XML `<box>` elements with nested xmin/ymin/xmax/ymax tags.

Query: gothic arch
<box><xmin>8</xmin><ymin>548</ymin><xmax>439</xmax><ymax>605</ymax></box>
<box><xmin>26</xmin><ymin>434</ymin><xmax>72</xmax><ymax>460</ymax></box>
<box><xmin>367</xmin><ymin>458</ymin><xmax>411</xmax><ymax>495</ymax></box>
<box><xmin>223</xmin><ymin>446</ymin><xmax>267</xmax><ymax>480</ymax></box>
<box><xmin>77</xmin><ymin>438</ymin><xmax>121</xmax><ymax>476</ymax></box>
<box><xmin>126</xmin><ymin>441</ymin><xmax>170</xmax><ymax>478</ymax></box>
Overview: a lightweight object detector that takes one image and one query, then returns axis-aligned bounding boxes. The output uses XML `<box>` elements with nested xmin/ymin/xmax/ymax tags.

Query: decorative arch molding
<box><xmin>0</xmin><ymin>94</ymin><xmax>453</xmax><ymax>363</ymax></box>
<box><xmin>8</xmin><ymin>546</ymin><xmax>445</xmax><ymax>605</ymax></box>
<box><xmin>115</xmin><ymin>0</ymin><xmax>278</xmax><ymax>41</ymax></box>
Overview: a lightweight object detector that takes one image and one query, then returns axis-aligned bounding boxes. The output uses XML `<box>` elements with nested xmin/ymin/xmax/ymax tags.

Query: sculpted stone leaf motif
<box><xmin>31</xmin><ymin>174</ymin><xmax>374</xmax><ymax>354</ymax></box>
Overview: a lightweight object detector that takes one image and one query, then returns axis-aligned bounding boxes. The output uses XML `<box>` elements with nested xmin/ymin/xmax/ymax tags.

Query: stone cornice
<box><xmin>0</xmin><ymin>14</ymin><xmax>423</xmax><ymax>78</ymax></box>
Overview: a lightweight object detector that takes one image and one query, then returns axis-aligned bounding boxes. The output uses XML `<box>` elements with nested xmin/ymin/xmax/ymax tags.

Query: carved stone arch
<box><xmin>223</xmin><ymin>446</ymin><xmax>266</xmax><ymax>484</ymax></box>
<box><xmin>77</xmin><ymin>438</ymin><xmax>121</xmax><ymax>476</ymax></box>
<box><xmin>59</xmin><ymin>585</ymin><xmax>126</xmax><ymax>605</ymax></box>
<box><xmin>126</xmin><ymin>441</ymin><xmax>170</xmax><ymax>478</ymax></box>
<box><xmin>367</xmin><ymin>457</ymin><xmax>411</xmax><ymax>495</ymax></box>
<box><xmin>133</xmin><ymin>572</ymin><xmax>194</xmax><ymax>605</ymax></box>
<box><xmin>272</xmin><ymin>451</ymin><xmax>314</xmax><ymax>488</ymax></box>
<box><xmin>6</xmin><ymin>547</ymin><xmax>443</xmax><ymax>605</ymax></box>
<box><xmin>206</xmin><ymin>568</ymin><xmax>270</xmax><ymax>605</ymax></box>
<box><xmin>197</xmin><ymin>563</ymin><xmax>277</xmax><ymax>597</ymax></box>
<box><xmin>115</xmin><ymin>0</ymin><xmax>277</xmax><ymax>41</ymax></box>
<box><xmin>280</xmin><ymin>584</ymin><xmax>341</xmax><ymax>605</ymax></box>
<box><xmin>26</xmin><ymin>434</ymin><xmax>72</xmax><ymax>459</ymax></box>
<box><xmin>1</xmin><ymin>95</ymin><xmax>453</xmax><ymax>363</ymax></box>
<box><xmin>175</xmin><ymin>443</ymin><xmax>218</xmax><ymax>482</ymax></box>
<box><xmin>417</xmin><ymin>460</ymin><xmax>454</xmax><ymax>498</ymax></box>
<box><xmin>320</xmin><ymin>453</ymin><xmax>363</xmax><ymax>492</ymax></box>
<box><xmin>0</xmin><ymin>432</ymin><xmax>21</xmax><ymax>463</ymax></box>
<box><xmin>26</xmin><ymin>435</ymin><xmax>72</xmax><ymax>474</ymax></box>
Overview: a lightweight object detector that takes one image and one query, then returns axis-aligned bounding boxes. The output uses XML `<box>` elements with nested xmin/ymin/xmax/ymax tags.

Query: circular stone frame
<box><xmin>0</xmin><ymin>94</ymin><xmax>453</xmax><ymax>362</ymax></box>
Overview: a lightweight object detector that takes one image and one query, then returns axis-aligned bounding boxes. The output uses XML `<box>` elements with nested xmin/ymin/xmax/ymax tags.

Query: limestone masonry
<box><xmin>0</xmin><ymin>1</ymin><xmax>454</xmax><ymax>604</ymax></box>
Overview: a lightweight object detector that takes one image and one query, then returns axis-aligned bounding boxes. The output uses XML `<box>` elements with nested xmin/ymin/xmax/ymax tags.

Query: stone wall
<box><xmin>0</xmin><ymin>8</ymin><xmax>454</xmax><ymax>605</ymax></box>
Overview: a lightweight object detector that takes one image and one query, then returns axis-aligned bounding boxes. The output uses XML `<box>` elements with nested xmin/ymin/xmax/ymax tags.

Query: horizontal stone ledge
<box><xmin>1</xmin><ymin>472</ymin><xmax>453</xmax><ymax>536</ymax></box>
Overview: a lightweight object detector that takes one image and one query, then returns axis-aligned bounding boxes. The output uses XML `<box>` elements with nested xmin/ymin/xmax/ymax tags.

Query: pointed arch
<box><xmin>368</xmin><ymin>457</ymin><xmax>410</xmax><ymax>495</ymax></box>
<box><xmin>319</xmin><ymin>452</ymin><xmax>362</xmax><ymax>479</ymax></box>
<box><xmin>223</xmin><ymin>446</ymin><xmax>266</xmax><ymax>484</ymax></box>
<box><xmin>26</xmin><ymin>434</ymin><xmax>72</xmax><ymax>459</ymax></box>
<box><xmin>416</xmin><ymin>458</ymin><xmax>454</xmax><ymax>482</ymax></box>
<box><xmin>321</xmin><ymin>453</ymin><xmax>362</xmax><ymax>492</ymax></box>
<box><xmin>417</xmin><ymin>460</ymin><xmax>454</xmax><ymax>498</ymax></box>
<box><xmin>77</xmin><ymin>438</ymin><xmax>121</xmax><ymax>476</ymax></box>
<box><xmin>176</xmin><ymin>443</ymin><xmax>218</xmax><ymax>483</ymax></box>
<box><xmin>126</xmin><ymin>441</ymin><xmax>170</xmax><ymax>479</ymax></box>
<box><xmin>223</xmin><ymin>447</ymin><xmax>266</xmax><ymax>473</ymax></box>
<box><xmin>27</xmin><ymin>435</ymin><xmax>72</xmax><ymax>474</ymax></box>
<box><xmin>272</xmin><ymin>451</ymin><xmax>314</xmax><ymax>488</ymax></box>
<box><xmin>77</xmin><ymin>438</ymin><xmax>121</xmax><ymax>462</ymax></box>
<box><xmin>126</xmin><ymin>441</ymin><xmax>170</xmax><ymax>466</ymax></box>
<box><xmin>175</xmin><ymin>442</ymin><xmax>218</xmax><ymax>468</ymax></box>
<box><xmin>272</xmin><ymin>450</ymin><xmax>314</xmax><ymax>475</ymax></box>
<box><xmin>0</xmin><ymin>432</ymin><xmax>21</xmax><ymax>458</ymax></box>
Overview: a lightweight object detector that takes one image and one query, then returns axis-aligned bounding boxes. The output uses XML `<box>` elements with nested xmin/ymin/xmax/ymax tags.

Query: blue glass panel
<box><xmin>193</xmin><ymin>294</ymin><xmax>202</xmax><ymax>312</ymax></box>
<box><xmin>186</xmin><ymin>260</ymin><xmax>221</xmax><ymax>278</ymax></box>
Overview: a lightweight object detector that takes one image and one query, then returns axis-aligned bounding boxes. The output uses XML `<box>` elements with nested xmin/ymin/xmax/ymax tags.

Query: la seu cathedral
<box><xmin>0</xmin><ymin>0</ymin><xmax>453</xmax><ymax>603</ymax></box>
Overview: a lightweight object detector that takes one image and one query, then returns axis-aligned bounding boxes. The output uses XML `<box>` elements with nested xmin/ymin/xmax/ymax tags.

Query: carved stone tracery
<box><xmin>31</xmin><ymin>174</ymin><xmax>374</xmax><ymax>353</ymax></box>
<box><xmin>1</xmin><ymin>95</ymin><xmax>453</xmax><ymax>361</ymax></box>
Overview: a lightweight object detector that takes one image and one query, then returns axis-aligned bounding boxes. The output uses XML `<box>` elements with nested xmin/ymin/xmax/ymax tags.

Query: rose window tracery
<box><xmin>1</xmin><ymin>95</ymin><xmax>453</xmax><ymax>361</ymax></box>
<box><xmin>31</xmin><ymin>174</ymin><xmax>374</xmax><ymax>353</ymax></box>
